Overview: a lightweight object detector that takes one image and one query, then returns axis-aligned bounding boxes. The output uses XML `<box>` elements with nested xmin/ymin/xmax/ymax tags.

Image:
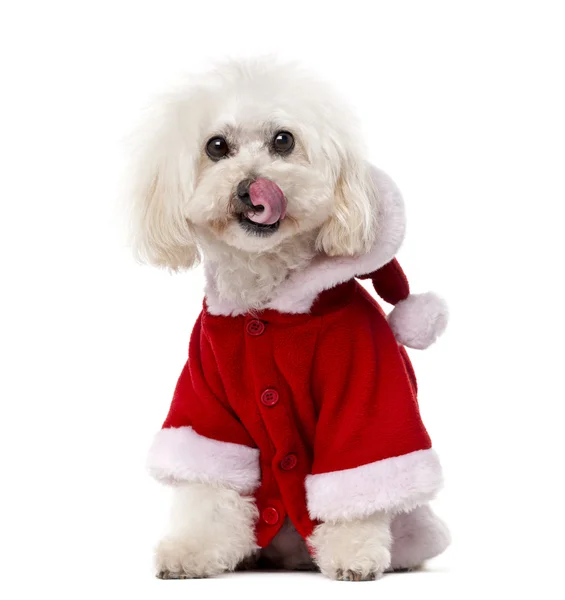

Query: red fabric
<box><xmin>360</xmin><ymin>258</ymin><xmax>410</xmax><ymax>305</ymax></box>
<box><xmin>162</xmin><ymin>278</ymin><xmax>431</xmax><ymax>548</ymax></box>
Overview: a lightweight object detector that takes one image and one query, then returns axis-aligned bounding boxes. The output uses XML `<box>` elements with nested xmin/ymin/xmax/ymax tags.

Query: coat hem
<box><xmin>305</xmin><ymin>449</ymin><xmax>443</xmax><ymax>521</ymax></box>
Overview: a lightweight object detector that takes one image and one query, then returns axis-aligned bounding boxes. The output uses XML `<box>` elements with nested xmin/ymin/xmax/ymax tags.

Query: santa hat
<box><xmin>359</xmin><ymin>259</ymin><xmax>448</xmax><ymax>350</ymax></box>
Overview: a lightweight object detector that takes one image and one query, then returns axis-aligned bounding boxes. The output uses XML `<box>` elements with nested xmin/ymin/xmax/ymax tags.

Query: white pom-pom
<box><xmin>388</xmin><ymin>292</ymin><xmax>448</xmax><ymax>350</ymax></box>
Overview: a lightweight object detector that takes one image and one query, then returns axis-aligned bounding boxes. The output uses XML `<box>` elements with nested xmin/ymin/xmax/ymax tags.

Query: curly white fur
<box><xmin>155</xmin><ymin>482</ymin><xmax>258</xmax><ymax>579</ymax></box>
<box><xmin>128</xmin><ymin>58</ymin><xmax>378</xmax><ymax>308</ymax></box>
<box><xmin>309</xmin><ymin>512</ymin><xmax>392</xmax><ymax>580</ymax></box>
<box><xmin>201</xmin><ymin>230</ymin><xmax>317</xmax><ymax>312</ymax></box>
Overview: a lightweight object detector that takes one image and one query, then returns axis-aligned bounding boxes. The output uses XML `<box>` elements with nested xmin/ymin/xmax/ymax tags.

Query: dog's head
<box><xmin>129</xmin><ymin>59</ymin><xmax>379</xmax><ymax>270</ymax></box>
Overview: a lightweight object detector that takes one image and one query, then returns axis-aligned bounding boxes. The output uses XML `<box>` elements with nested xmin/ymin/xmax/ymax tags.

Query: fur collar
<box><xmin>204</xmin><ymin>167</ymin><xmax>406</xmax><ymax>316</ymax></box>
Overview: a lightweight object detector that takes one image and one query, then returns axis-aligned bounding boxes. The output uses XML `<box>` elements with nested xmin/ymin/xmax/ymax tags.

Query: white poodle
<box><xmin>129</xmin><ymin>58</ymin><xmax>450</xmax><ymax>581</ymax></box>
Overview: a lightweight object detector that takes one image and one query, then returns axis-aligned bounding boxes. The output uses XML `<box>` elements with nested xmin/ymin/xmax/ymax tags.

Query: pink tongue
<box><xmin>246</xmin><ymin>178</ymin><xmax>287</xmax><ymax>225</ymax></box>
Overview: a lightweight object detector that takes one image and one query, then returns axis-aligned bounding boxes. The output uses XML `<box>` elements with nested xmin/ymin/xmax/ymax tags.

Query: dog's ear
<box><xmin>316</xmin><ymin>153</ymin><xmax>378</xmax><ymax>257</ymax></box>
<box><xmin>128</xmin><ymin>98</ymin><xmax>200</xmax><ymax>271</ymax></box>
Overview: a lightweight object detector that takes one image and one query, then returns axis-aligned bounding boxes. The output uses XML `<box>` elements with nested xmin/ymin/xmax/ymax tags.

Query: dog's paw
<box><xmin>155</xmin><ymin>535</ymin><xmax>232</xmax><ymax>579</ymax></box>
<box><xmin>309</xmin><ymin>512</ymin><xmax>392</xmax><ymax>581</ymax></box>
<box><xmin>325</xmin><ymin>544</ymin><xmax>391</xmax><ymax>581</ymax></box>
<box><xmin>335</xmin><ymin>569</ymin><xmax>378</xmax><ymax>582</ymax></box>
<box><xmin>157</xmin><ymin>569</ymin><xmax>199</xmax><ymax>580</ymax></box>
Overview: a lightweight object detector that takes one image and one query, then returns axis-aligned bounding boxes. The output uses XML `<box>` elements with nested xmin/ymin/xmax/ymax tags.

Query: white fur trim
<box><xmin>388</xmin><ymin>292</ymin><xmax>448</xmax><ymax>350</ymax></box>
<box><xmin>305</xmin><ymin>449</ymin><xmax>443</xmax><ymax>521</ymax></box>
<box><xmin>205</xmin><ymin>166</ymin><xmax>406</xmax><ymax>315</ymax></box>
<box><xmin>147</xmin><ymin>426</ymin><xmax>260</xmax><ymax>494</ymax></box>
<box><xmin>390</xmin><ymin>505</ymin><xmax>451</xmax><ymax>570</ymax></box>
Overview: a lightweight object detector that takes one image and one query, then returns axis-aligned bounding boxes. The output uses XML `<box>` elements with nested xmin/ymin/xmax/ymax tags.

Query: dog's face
<box><xmin>130</xmin><ymin>60</ymin><xmax>378</xmax><ymax>269</ymax></box>
<box><xmin>187</xmin><ymin>113</ymin><xmax>333</xmax><ymax>254</ymax></box>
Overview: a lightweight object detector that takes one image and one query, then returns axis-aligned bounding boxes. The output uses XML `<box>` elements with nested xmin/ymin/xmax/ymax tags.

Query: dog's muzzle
<box><xmin>236</xmin><ymin>178</ymin><xmax>287</xmax><ymax>235</ymax></box>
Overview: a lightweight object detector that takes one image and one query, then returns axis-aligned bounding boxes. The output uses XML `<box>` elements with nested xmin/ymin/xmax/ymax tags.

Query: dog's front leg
<box><xmin>309</xmin><ymin>511</ymin><xmax>392</xmax><ymax>581</ymax></box>
<box><xmin>155</xmin><ymin>482</ymin><xmax>258</xmax><ymax>579</ymax></box>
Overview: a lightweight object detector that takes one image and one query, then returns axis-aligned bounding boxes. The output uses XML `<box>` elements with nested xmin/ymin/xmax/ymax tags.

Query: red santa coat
<box><xmin>147</xmin><ymin>167</ymin><xmax>447</xmax><ymax>549</ymax></box>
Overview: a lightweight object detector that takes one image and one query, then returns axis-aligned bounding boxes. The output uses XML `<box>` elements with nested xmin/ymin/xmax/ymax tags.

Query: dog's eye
<box><xmin>206</xmin><ymin>136</ymin><xmax>230</xmax><ymax>161</ymax></box>
<box><xmin>272</xmin><ymin>131</ymin><xmax>295</xmax><ymax>155</ymax></box>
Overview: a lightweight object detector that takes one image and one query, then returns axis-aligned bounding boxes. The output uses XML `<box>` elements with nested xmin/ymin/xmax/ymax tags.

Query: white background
<box><xmin>1</xmin><ymin>1</ymin><xmax>564</xmax><ymax>598</ymax></box>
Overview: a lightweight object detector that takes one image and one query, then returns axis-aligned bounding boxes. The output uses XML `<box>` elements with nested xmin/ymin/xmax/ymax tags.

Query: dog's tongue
<box><xmin>246</xmin><ymin>178</ymin><xmax>287</xmax><ymax>225</ymax></box>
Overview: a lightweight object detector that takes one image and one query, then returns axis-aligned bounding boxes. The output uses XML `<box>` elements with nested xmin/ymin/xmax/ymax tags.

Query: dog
<box><xmin>129</xmin><ymin>58</ymin><xmax>450</xmax><ymax>581</ymax></box>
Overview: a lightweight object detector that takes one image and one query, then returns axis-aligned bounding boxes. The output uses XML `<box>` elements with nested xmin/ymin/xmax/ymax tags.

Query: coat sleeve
<box><xmin>305</xmin><ymin>296</ymin><xmax>443</xmax><ymax>521</ymax></box>
<box><xmin>146</xmin><ymin>313</ymin><xmax>260</xmax><ymax>493</ymax></box>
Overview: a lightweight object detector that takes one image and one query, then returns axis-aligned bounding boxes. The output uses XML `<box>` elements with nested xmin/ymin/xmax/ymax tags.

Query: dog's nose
<box><xmin>237</xmin><ymin>178</ymin><xmax>262</xmax><ymax>210</ymax></box>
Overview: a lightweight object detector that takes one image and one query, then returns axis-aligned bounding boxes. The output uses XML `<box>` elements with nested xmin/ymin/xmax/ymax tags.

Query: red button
<box><xmin>260</xmin><ymin>388</ymin><xmax>279</xmax><ymax>407</ymax></box>
<box><xmin>280</xmin><ymin>453</ymin><xmax>298</xmax><ymax>471</ymax></box>
<box><xmin>261</xmin><ymin>506</ymin><xmax>279</xmax><ymax>525</ymax></box>
<box><xmin>246</xmin><ymin>320</ymin><xmax>265</xmax><ymax>336</ymax></box>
